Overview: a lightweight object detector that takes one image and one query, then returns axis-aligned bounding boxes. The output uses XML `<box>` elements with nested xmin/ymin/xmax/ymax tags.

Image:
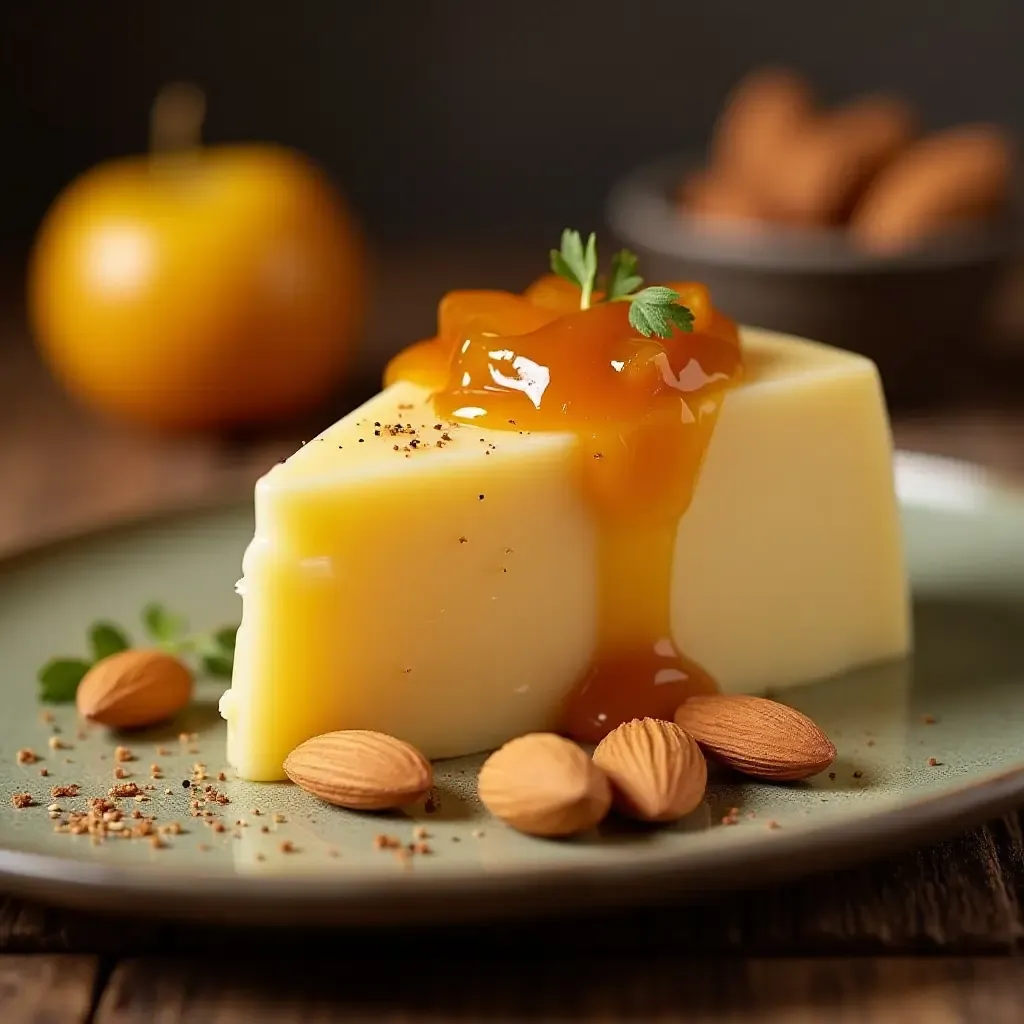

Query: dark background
<box><xmin>1</xmin><ymin>0</ymin><xmax>1021</xmax><ymax>257</ymax></box>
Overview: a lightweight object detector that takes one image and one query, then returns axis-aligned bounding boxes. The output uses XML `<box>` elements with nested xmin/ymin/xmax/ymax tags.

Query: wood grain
<box><xmin>0</xmin><ymin>955</ymin><xmax>99</xmax><ymax>1023</ymax></box>
<box><xmin>94</xmin><ymin>954</ymin><xmax>1024</xmax><ymax>1023</ymax></box>
<box><xmin>2</xmin><ymin>812</ymin><xmax>1021</xmax><ymax>957</ymax></box>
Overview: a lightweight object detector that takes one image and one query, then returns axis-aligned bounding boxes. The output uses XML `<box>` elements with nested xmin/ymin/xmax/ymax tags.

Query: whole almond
<box><xmin>593</xmin><ymin>718</ymin><xmax>707</xmax><ymax>822</ymax></box>
<box><xmin>76</xmin><ymin>649</ymin><xmax>192</xmax><ymax>728</ymax></box>
<box><xmin>284</xmin><ymin>730</ymin><xmax>432</xmax><ymax>810</ymax></box>
<box><xmin>478</xmin><ymin>733</ymin><xmax>611</xmax><ymax>837</ymax></box>
<box><xmin>674</xmin><ymin>695</ymin><xmax>836</xmax><ymax>781</ymax></box>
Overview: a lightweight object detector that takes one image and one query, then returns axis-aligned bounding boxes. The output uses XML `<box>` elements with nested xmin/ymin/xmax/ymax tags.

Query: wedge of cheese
<box><xmin>221</xmin><ymin>327</ymin><xmax>910</xmax><ymax>780</ymax></box>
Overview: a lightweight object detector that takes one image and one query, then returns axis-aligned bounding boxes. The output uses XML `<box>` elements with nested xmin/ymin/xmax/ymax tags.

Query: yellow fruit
<box><xmin>29</xmin><ymin>143</ymin><xmax>365</xmax><ymax>431</ymax></box>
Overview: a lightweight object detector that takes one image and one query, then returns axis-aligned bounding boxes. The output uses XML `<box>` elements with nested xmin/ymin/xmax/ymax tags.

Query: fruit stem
<box><xmin>150</xmin><ymin>82</ymin><xmax>206</xmax><ymax>160</ymax></box>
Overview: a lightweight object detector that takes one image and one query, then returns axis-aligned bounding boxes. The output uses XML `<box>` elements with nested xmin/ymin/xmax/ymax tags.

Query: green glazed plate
<box><xmin>1</xmin><ymin>452</ymin><xmax>1023</xmax><ymax>926</ymax></box>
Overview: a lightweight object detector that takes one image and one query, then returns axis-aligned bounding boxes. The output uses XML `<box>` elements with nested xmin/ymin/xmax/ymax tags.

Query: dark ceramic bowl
<box><xmin>605</xmin><ymin>156</ymin><xmax>1016</xmax><ymax>406</ymax></box>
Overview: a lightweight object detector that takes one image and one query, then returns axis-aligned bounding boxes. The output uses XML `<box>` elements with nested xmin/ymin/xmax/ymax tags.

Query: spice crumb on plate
<box><xmin>11</xmin><ymin>793</ymin><xmax>34</xmax><ymax>808</ymax></box>
<box><xmin>16</xmin><ymin>748</ymin><xmax>39</xmax><ymax>765</ymax></box>
<box><xmin>109</xmin><ymin>782</ymin><xmax>142</xmax><ymax>798</ymax></box>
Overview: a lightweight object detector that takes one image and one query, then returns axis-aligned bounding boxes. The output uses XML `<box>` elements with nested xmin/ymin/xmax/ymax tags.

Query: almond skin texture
<box><xmin>76</xmin><ymin>649</ymin><xmax>192</xmax><ymax>728</ymax></box>
<box><xmin>593</xmin><ymin>718</ymin><xmax>707</xmax><ymax>822</ymax></box>
<box><xmin>478</xmin><ymin>733</ymin><xmax>612</xmax><ymax>837</ymax></box>
<box><xmin>674</xmin><ymin>695</ymin><xmax>836</xmax><ymax>781</ymax></box>
<box><xmin>850</xmin><ymin>123</ymin><xmax>1012</xmax><ymax>251</ymax></box>
<box><xmin>284</xmin><ymin>730</ymin><xmax>432</xmax><ymax>810</ymax></box>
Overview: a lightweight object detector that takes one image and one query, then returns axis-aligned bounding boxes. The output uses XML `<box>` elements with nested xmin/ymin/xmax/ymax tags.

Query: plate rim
<box><xmin>1</xmin><ymin>450</ymin><xmax>1023</xmax><ymax>927</ymax></box>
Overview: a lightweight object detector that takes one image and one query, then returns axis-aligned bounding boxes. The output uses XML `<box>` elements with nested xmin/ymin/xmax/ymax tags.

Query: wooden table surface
<box><xmin>2</xmin><ymin>247</ymin><xmax>1024</xmax><ymax>1021</ymax></box>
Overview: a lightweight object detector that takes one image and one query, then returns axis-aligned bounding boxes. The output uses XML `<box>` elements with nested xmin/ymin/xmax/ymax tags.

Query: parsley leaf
<box><xmin>550</xmin><ymin>229</ymin><xmax>598</xmax><ymax>309</ymax></box>
<box><xmin>215</xmin><ymin>626</ymin><xmax>238</xmax><ymax>653</ymax></box>
<box><xmin>547</xmin><ymin>232</ymin><xmax>694</xmax><ymax>335</ymax></box>
<box><xmin>627</xmin><ymin>287</ymin><xmax>695</xmax><ymax>339</ymax></box>
<box><xmin>89</xmin><ymin>622</ymin><xmax>130</xmax><ymax>661</ymax></box>
<box><xmin>192</xmin><ymin>622</ymin><xmax>239</xmax><ymax>679</ymax></box>
<box><xmin>38</xmin><ymin>658</ymin><xmax>91</xmax><ymax>703</ymax></box>
<box><xmin>36</xmin><ymin>603</ymin><xmax>239</xmax><ymax>702</ymax></box>
<box><xmin>202</xmin><ymin>653</ymin><xmax>234</xmax><ymax>678</ymax></box>
<box><xmin>142</xmin><ymin>602</ymin><xmax>187</xmax><ymax>646</ymax></box>
<box><xmin>604</xmin><ymin>250</ymin><xmax>644</xmax><ymax>301</ymax></box>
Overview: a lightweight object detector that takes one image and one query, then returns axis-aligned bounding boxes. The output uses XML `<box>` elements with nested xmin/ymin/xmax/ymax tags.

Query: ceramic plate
<box><xmin>1</xmin><ymin>452</ymin><xmax>1023</xmax><ymax>926</ymax></box>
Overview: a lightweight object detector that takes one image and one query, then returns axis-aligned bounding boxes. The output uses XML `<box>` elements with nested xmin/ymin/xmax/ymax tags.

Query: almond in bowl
<box><xmin>682</xmin><ymin>67</ymin><xmax>1012</xmax><ymax>247</ymax></box>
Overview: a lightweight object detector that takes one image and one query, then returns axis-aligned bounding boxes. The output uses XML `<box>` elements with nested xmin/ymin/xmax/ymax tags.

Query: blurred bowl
<box><xmin>606</xmin><ymin>155</ymin><xmax>1016</xmax><ymax>406</ymax></box>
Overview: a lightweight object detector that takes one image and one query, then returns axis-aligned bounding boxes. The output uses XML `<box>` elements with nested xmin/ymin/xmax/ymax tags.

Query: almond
<box><xmin>76</xmin><ymin>649</ymin><xmax>192</xmax><ymax>728</ymax></box>
<box><xmin>674</xmin><ymin>695</ymin><xmax>836</xmax><ymax>781</ymax></box>
<box><xmin>477</xmin><ymin>733</ymin><xmax>611</xmax><ymax>837</ymax></box>
<box><xmin>284</xmin><ymin>730</ymin><xmax>432</xmax><ymax>810</ymax></box>
<box><xmin>593</xmin><ymin>718</ymin><xmax>707</xmax><ymax>822</ymax></box>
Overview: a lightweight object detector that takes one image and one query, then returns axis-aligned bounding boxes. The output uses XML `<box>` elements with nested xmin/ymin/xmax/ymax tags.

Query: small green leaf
<box><xmin>632</xmin><ymin>286</ymin><xmax>680</xmax><ymax>305</ymax></box>
<box><xmin>559</xmin><ymin>229</ymin><xmax>587</xmax><ymax>282</ymax></box>
<box><xmin>605</xmin><ymin>249</ymin><xmax>643</xmax><ymax>301</ymax></box>
<box><xmin>580</xmin><ymin>232</ymin><xmax>598</xmax><ymax>308</ymax></box>
<box><xmin>550</xmin><ymin>249</ymin><xmax>581</xmax><ymax>287</ymax></box>
<box><xmin>550</xmin><ymin>229</ymin><xmax>599</xmax><ymax>308</ymax></box>
<box><xmin>215</xmin><ymin>626</ymin><xmax>238</xmax><ymax>653</ymax></box>
<box><xmin>142</xmin><ymin>603</ymin><xmax>187</xmax><ymax>645</ymax></box>
<box><xmin>38</xmin><ymin>658</ymin><xmax>92</xmax><ymax>703</ymax></box>
<box><xmin>628</xmin><ymin>287</ymin><xmax>695</xmax><ymax>339</ymax></box>
<box><xmin>89</xmin><ymin>622</ymin><xmax>130</xmax><ymax>661</ymax></box>
<box><xmin>202</xmin><ymin>653</ymin><xmax>234</xmax><ymax>678</ymax></box>
<box><xmin>664</xmin><ymin>303</ymin><xmax>695</xmax><ymax>334</ymax></box>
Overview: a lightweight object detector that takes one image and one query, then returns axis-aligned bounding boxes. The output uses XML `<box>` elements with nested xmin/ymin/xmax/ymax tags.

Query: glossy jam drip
<box><xmin>385</xmin><ymin>274</ymin><xmax>742</xmax><ymax>743</ymax></box>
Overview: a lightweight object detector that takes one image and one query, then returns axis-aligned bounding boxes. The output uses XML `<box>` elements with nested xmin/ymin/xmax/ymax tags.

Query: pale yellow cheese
<box><xmin>221</xmin><ymin>328</ymin><xmax>910</xmax><ymax>780</ymax></box>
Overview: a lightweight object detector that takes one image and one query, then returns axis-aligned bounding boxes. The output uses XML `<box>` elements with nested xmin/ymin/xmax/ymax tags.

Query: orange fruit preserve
<box><xmin>385</xmin><ymin>273</ymin><xmax>743</xmax><ymax>743</ymax></box>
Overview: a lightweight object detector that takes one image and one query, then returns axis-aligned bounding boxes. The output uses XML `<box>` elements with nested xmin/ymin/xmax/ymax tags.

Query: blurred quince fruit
<box><xmin>29</xmin><ymin>84</ymin><xmax>365</xmax><ymax>432</ymax></box>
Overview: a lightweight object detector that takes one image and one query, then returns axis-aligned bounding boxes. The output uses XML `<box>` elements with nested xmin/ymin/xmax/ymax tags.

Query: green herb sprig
<box><xmin>549</xmin><ymin>230</ymin><xmax>694</xmax><ymax>339</ymax></box>
<box><xmin>38</xmin><ymin>602</ymin><xmax>239</xmax><ymax>703</ymax></box>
